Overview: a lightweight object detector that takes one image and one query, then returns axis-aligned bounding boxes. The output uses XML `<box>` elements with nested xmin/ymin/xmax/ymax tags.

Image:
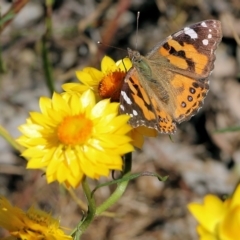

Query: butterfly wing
<box><xmin>148</xmin><ymin>20</ymin><xmax>222</xmax><ymax>77</ymax></box>
<box><xmin>147</xmin><ymin>20</ymin><xmax>222</xmax><ymax>122</ymax></box>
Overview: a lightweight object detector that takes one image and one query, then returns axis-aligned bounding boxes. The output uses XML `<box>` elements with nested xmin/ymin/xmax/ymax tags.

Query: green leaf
<box><xmin>169</xmin><ymin>134</ymin><xmax>174</xmax><ymax>142</ymax></box>
<box><xmin>92</xmin><ymin>171</ymin><xmax>168</xmax><ymax>196</ymax></box>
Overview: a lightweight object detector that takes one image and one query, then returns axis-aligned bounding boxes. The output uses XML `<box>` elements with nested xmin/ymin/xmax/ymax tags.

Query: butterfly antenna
<box><xmin>135</xmin><ymin>11</ymin><xmax>140</xmax><ymax>49</ymax></box>
<box><xmin>97</xmin><ymin>41</ymin><xmax>126</xmax><ymax>52</ymax></box>
<box><xmin>121</xmin><ymin>58</ymin><xmax>127</xmax><ymax>72</ymax></box>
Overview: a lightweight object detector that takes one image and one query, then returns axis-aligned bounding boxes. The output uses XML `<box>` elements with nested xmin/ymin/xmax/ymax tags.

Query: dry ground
<box><xmin>0</xmin><ymin>0</ymin><xmax>240</xmax><ymax>239</ymax></box>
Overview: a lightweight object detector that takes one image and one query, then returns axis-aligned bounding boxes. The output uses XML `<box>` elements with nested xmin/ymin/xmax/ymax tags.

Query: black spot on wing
<box><xmin>163</xmin><ymin>40</ymin><xmax>196</xmax><ymax>72</ymax></box>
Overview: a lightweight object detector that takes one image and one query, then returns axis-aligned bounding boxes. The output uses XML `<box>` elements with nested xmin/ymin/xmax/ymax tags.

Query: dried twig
<box><xmin>0</xmin><ymin>0</ymin><xmax>30</xmax><ymax>34</ymax></box>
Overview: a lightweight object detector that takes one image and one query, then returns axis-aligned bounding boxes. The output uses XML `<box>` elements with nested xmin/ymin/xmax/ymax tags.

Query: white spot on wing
<box><xmin>208</xmin><ymin>34</ymin><xmax>212</xmax><ymax>38</ymax></box>
<box><xmin>132</xmin><ymin>110</ymin><xmax>138</xmax><ymax>116</ymax></box>
<box><xmin>121</xmin><ymin>91</ymin><xmax>132</xmax><ymax>105</ymax></box>
<box><xmin>201</xmin><ymin>22</ymin><xmax>208</xmax><ymax>27</ymax></box>
<box><xmin>202</xmin><ymin>39</ymin><xmax>209</xmax><ymax>45</ymax></box>
<box><xmin>184</xmin><ymin>27</ymin><xmax>198</xmax><ymax>39</ymax></box>
<box><xmin>209</xmin><ymin>29</ymin><xmax>212</xmax><ymax>32</ymax></box>
<box><xmin>120</xmin><ymin>105</ymin><xmax>125</xmax><ymax>111</ymax></box>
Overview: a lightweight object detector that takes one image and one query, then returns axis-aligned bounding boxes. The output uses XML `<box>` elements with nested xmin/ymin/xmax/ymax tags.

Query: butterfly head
<box><xmin>127</xmin><ymin>48</ymin><xmax>142</xmax><ymax>63</ymax></box>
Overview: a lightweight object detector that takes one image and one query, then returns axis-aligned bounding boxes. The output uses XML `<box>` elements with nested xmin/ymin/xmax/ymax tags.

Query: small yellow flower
<box><xmin>16</xmin><ymin>90</ymin><xmax>133</xmax><ymax>188</ymax></box>
<box><xmin>0</xmin><ymin>196</ymin><xmax>71</xmax><ymax>240</ymax></box>
<box><xmin>188</xmin><ymin>184</ymin><xmax>240</xmax><ymax>240</ymax></box>
<box><xmin>62</xmin><ymin>56</ymin><xmax>132</xmax><ymax>102</ymax></box>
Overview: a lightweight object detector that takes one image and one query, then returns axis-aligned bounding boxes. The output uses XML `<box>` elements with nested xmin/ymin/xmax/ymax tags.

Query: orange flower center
<box><xmin>57</xmin><ymin>114</ymin><xmax>93</xmax><ymax>145</ymax></box>
<box><xmin>98</xmin><ymin>70</ymin><xmax>126</xmax><ymax>102</ymax></box>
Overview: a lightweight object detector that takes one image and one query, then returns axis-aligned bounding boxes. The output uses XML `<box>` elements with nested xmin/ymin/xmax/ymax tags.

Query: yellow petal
<box><xmin>219</xmin><ymin>206</ymin><xmax>240</xmax><ymax>240</ymax></box>
<box><xmin>76</xmin><ymin>70</ymin><xmax>101</xmax><ymax>86</ymax></box>
<box><xmin>196</xmin><ymin>225</ymin><xmax>217</xmax><ymax>240</ymax></box>
<box><xmin>188</xmin><ymin>195</ymin><xmax>225</xmax><ymax>233</ymax></box>
<box><xmin>83</xmin><ymin>67</ymin><xmax>104</xmax><ymax>82</ymax></box>
<box><xmin>101</xmin><ymin>56</ymin><xmax>117</xmax><ymax>73</ymax></box>
<box><xmin>116</xmin><ymin>57</ymin><xmax>132</xmax><ymax>71</ymax></box>
<box><xmin>62</xmin><ymin>82</ymin><xmax>90</xmax><ymax>93</ymax></box>
<box><xmin>228</xmin><ymin>184</ymin><xmax>240</xmax><ymax>210</ymax></box>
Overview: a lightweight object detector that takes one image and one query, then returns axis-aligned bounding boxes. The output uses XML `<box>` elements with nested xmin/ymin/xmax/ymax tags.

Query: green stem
<box><xmin>45</xmin><ymin>0</ymin><xmax>53</xmax><ymax>38</ymax></box>
<box><xmin>41</xmin><ymin>36</ymin><xmax>54</xmax><ymax>95</ymax></box>
<box><xmin>71</xmin><ymin>153</ymin><xmax>132</xmax><ymax>238</ymax></box>
<box><xmin>71</xmin><ymin>177</ymin><xmax>96</xmax><ymax>239</ymax></box>
<box><xmin>0</xmin><ymin>42</ymin><xmax>6</xmax><ymax>73</ymax></box>
<box><xmin>41</xmin><ymin>0</ymin><xmax>54</xmax><ymax>95</ymax></box>
<box><xmin>0</xmin><ymin>125</ymin><xmax>24</xmax><ymax>153</ymax></box>
<box><xmin>96</xmin><ymin>152</ymin><xmax>132</xmax><ymax>215</ymax></box>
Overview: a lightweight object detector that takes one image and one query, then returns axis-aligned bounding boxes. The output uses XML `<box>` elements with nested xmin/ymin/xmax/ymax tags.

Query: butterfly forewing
<box><xmin>148</xmin><ymin>20</ymin><xmax>222</xmax><ymax>79</ymax></box>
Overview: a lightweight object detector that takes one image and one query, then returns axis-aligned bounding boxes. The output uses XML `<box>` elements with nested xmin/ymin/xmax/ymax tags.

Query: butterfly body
<box><xmin>120</xmin><ymin>20</ymin><xmax>222</xmax><ymax>134</ymax></box>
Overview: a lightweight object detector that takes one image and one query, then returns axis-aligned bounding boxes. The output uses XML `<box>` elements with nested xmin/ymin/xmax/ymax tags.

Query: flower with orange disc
<box><xmin>62</xmin><ymin>56</ymin><xmax>131</xmax><ymax>102</ymax></box>
<box><xmin>0</xmin><ymin>196</ymin><xmax>71</xmax><ymax>240</ymax></box>
<box><xmin>16</xmin><ymin>90</ymin><xmax>133</xmax><ymax>188</ymax></box>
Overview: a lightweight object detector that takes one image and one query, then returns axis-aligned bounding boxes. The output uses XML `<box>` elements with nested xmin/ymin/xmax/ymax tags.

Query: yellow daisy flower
<box><xmin>188</xmin><ymin>184</ymin><xmax>240</xmax><ymax>240</ymax></box>
<box><xmin>0</xmin><ymin>196</ymin><xmax>71</xmax><ymax>240</ymax></box>
<box><xmin>16</xmin><ymin>90</ymin><xmax>133</xmax><ymax>188</ymax></box>
<box><xmin>62</xmin><ymin>56</ymin><xmax>132</xmax><ymax>102</ymax></box>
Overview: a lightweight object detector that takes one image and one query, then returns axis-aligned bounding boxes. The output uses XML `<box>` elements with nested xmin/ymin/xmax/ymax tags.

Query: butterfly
<box><xmin>119</xmin><ymin>20</ymin><xmax>222</xmax><ymax>134</ymax></box>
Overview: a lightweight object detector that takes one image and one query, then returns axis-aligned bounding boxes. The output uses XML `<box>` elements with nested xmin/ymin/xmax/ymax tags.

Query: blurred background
<box><xmin>0</xmin><ymin>0</ymin><xmax>239</xmax><ymax>239</ymax></box>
